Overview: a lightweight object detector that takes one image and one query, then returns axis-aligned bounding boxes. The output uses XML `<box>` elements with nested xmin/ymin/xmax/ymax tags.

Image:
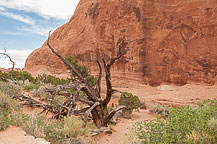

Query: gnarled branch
<box><xmin>102</xmin><ymin>38</ymin><xmax>129</xmax><ymax>106</ymax></box>
<box><xmin>84</xmin><ymin>102</ymin><xmax>100</xmax><ymax>127</ymax></box>
<box><xmin>0</xmin><ymin>49</ymin><xmax>15</xmax><ymax>71</ymax></box>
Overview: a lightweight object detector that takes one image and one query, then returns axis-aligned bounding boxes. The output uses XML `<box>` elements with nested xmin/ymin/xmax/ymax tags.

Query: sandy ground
<box><xmin>0</xmin><ymin>83</ymin><xmax>217</xmax><ymax>144</ymax></box>
<box><xmin>0</xmin><ymin>126</ymin><xmax>39</xmax><ymax>144</ymax></box>
<box><xmin>94</xmin><ymin>110</ymin><xmax>156</xmax><ymax>144</ymax></box>
<box><xmin>96</xmin><ymin>83</ymin><xmax>217</xmax><ymax>144</ymax></box>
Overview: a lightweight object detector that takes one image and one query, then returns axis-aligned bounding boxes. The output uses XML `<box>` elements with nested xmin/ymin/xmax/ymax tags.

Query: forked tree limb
<box><xmin>0</xmin><ymin>49</ymin><xmax>15</xmax><ymax>71</ymax></box>
<box><xmin>102</xmin><ymin>38</ymin><xmax>129</xmax><ymax>106</ymax></box>
<box><xmin>84</xmin><ymin>102</ymin><xmax>100</xmax><ymax>127</ymax></box>
<box><xmin>47</xmin><ymin>31</ymin><xmax>101</xmax><ymax>102</ymax></box>
<box><xmin>47</xmin><ymin>31</ymin><xmax>86</xmax><ymax>83</ymax></box>
<box><xmin>106</xmin><ymin>105</ymin><xmax>128</xmax><ymax>121</ymax></box>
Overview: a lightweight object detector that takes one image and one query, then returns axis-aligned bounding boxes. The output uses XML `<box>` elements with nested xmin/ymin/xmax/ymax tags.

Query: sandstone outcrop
<box><xmin>25</xmin><ymin>0</ymin><xmax>217</xmax><ymax>86</ymax></box>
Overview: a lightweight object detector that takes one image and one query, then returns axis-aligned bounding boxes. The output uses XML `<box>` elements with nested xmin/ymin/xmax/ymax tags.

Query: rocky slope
<box><xmin>25</xmin><ymin>0</ymin><xmax>217</xmax><ymax>85</ymax></box>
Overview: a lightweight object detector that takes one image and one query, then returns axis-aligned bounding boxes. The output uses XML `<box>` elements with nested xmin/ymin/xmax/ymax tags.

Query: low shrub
<box><xmin>126</xmin><ymin>99</ymin><xmax>217</xmax><ymax>144</ymax></box>
<box><xmin>35</xmin><ymin>73</ymin><xmax>70</xmax><ymax>86</ymax></box>
<box><xmin>63</xmin><ymin>115</ymin><xmax>85</xmax><ymax>139</ymax></box>
<box><xmin>32</xmin><ymin>86</ymin><xmax>50</xmax><ymax>101</ymax></box>
<box><xmin>150</xmin><ymin>104</ymin><xmax>170</xmax><ymax>117</ymax></box>
<box><xmin>0</xmin><ymin>82</ymin><xmax>21</xmax><ymax>97</ymax></box>
<box><xmin>23</xmin><ymin>83</ymin><xmax>41</xmax><ymax>92</ymax></box>
<box><xmin>0</xmin><ymin>88</ymin><xmax>20</xmax><ymax>130</ymax></box>
<box><xmin>118</xmin><ymin>92</ymin><xmax>143</xmax><ymax>114</ymax></box>
<box><xmin>0</xmin><ymin>71</ymin><xmax>34</xmax><ymax>83</ymax></box>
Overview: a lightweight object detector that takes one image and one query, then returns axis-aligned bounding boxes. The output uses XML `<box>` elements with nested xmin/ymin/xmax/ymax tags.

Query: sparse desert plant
<box><xmin>35</xmin><ymin>73</ymin><xmax>70</xmax><ymax>86</ymax></box>
<box><xmin>0</xmin><ymin>81</ymin><xmax>21</xmax><ymax>97</ymax></box>
<box><xmin>11</xmin><ymin>112</ymin><xmax>46</xmax><ymax>138</ymax></box>
<box><xmin>127</xmin><ymin>99</ymin><xmax>217</xmax><ymax>144</ymax></box>
<box><xmin>207</xmin><ymin>117</ymin><xmax>217</xmax><ymax>130</ymax></box>
<box><xmin>140</xmin><ymin>100</ymin><xmax>147</xmax><ymax>110</ymax></box>
<box><xmin>32</xmin><ymin>85</ymin><xmax>50</xmax><ymax>101</ymax></box>
<box><xmin>150</xmin><ymin>104</ymin><xmax>170</xmax><ymax>117</ymax></box>
<box><xmin>0</xmin><ymin>107</ymin><xmax>11</xmax><ymax>130</ymax></box>
<box><xmin>63</xmin><ymin>115</ymin><xmax>85</xmax><ymax>139</ymax></box>
<box><xmin>44</xmin><ymin>120</ymin><xmax>64</xmax><ymax>143</ymax></box>
<box><xmin>118</xmin><ymin>92</ymin><xmax>142</xmax><ymax>114</ymax></box>
<box><xmin>0</xmin><ymin>88</ymin><xmax>20</xmax><ymax>130</ymax></box>
<box><xmin>23</xmin><ymin>83</ymin><xmax>41</xmax><ymax>92</ymax></box>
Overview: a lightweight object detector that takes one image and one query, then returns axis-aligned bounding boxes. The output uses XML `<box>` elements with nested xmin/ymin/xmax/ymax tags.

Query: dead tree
<box><xmin>0</xmin><ymin>50</ymin><xmax>16</xmax><ymax>82</ymax></box>
<box><xmin>0</xmin><ymin>49</ymin><xmax>15</xmax><ymax>71</ymax></box>
<box><xmin>46</xmin><ymin>31</ymin><xmax>129</xmax><ymax>127</ymax></box>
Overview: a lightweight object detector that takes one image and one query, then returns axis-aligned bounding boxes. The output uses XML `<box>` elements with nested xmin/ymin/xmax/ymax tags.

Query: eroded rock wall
<box><xmin>25</xmin><ymin>0</ymin><xmax>217</xmax><ymax>85</ymax></box>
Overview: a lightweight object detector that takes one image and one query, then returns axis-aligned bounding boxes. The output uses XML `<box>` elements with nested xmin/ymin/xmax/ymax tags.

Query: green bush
<box><xmin>11</xmin><ymin>112</ymin><xmax>46</xmax><ymax>138</ymax></box>
<box><xmin>63</xmin><ymin>115</ymin><xmax>85</xmax><ymax>139</ymax></box>
<box><xmin>0</xmin><ymin>90</ymin><xmax>20</xmax><ymax>130</ymax></box>
<box><xmin>118</xmin><ymin>92</ymin><xmax>142</xmax><ymax>114</ymax></box>
<box><xmin>0</xmin><ymin>107</ymin><xmax>11</xmax><ymax>130</ymax></box>
<box><xmin>23</xmin><ymin>83</ymin><xmax>41</xmax><ymax>92</ymax></box>
<box><xmin>66</xmin><ymin>55</ymin><xmax>97</xmax><ymax>86</ymax></box>
<box><xmin>0</xmin><ymin>71</ymin><xmax>34</xmax><ymax>83</ymax></box>
<box><xmin>0</xmin><ymin>82</ymin><xmax>21</xmax><ymax>97</ymax></box>
<box><xmin>35</xmin><ymin>73</ymin><xmax>70</xmax><ymax>86</ymax></box>
<box><xmin>127</xmin><ymin>99</ymin><xmax>217</xmax><ymax>144</ymax></box>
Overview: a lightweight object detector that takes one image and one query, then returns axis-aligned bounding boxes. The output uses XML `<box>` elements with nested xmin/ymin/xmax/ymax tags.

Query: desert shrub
<box><xmin>0</xmin><ymin>90</ymin><xmax>20</xmax><ymax>130</ymax></box>
<box><xmin>127</xmin><ymin>99</ymin><xmax>217</xmax><ymax>144</ymax></box>
<box><xmin>11</xmin><ymin>111</ymin><xmax>94</xmax><ymax>143</ymax></box>
<box><xmin>0</xmin><ymin>82</ymin><xmax>21</xmax><ymax>97</ymax></box>
<box><xmin>118</xmin><ymin>92</ymin><xmax>142</xmax><ymax>114</ymax></box>
<box><xmin>0</xmin><ymin>71</ymin><xmax>34</xmax><ymax>83</ymax></box>
<box><xmin>66</xmin><ymin>55</ymin><xmax>97</xmax><ymax>86</ymax></box>
<box><xmin>35</xmin><ymin>73</ymin><xmax>70</xmax><ymax>86</ymax></box>
<box><xmin>11</xmin><ymin>112</ymin><xmax>46</xmax><ymax>138</ymax></box>
<box><xmin>207</xmin><ymin>117</ymin><xmax>217</xmax><ymax>130</ymax></box>
<box><xmin>150</xmin><ymin>104</ymin><xmax>170</xmax><ymax>117</ymax></box>
<box><xmin>32</xmin><ymin>86</ymin><xmax>50</xmax><ymax>101</ymax></box>
<box><xmin>63</xmin><ymin>115</ymin><xmax>85</xmax><ymax>139</ymax></box>
<box><xmin>140</xmin><ymin>100</ymin><xmax>147</xmax><ymax>110</ymax></box>
<box><xmin>44</xmin><ymin>120</ymin><xmax>64</xmax><ymax>143</ymax></box>
<box><xmin>23</xmin><ymin>83</ymin><xmax>41</xmax><ymax>92</ymax></box>
<box><xmin>0</xmin><ymin>107</ymin><xmax>11</xmax><ymax>130</ymax></box>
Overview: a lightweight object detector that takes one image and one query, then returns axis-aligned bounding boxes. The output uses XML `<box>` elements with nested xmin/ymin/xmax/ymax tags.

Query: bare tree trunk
<box><xmin>11</xmin><ymin>31</ymin><xmax>129</xmax><ymax>128</ymax></box>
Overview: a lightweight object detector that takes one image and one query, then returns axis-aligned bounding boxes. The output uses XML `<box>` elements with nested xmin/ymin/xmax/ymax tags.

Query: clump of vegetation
<box><xmin>118</xmin><ymin>92</ymin><xmax>143</xmax><ymax>114</ymax></box>
<box><xmin>0</xmin><ymin>81</ymin><xmax>94</xmax><ymax>143</ymax></box>
<box><xmin>35</xmin><ymin>73</ymin><xmax>70</xmax><ymax>86</ymax></box>
<box><xmin>0</xmin><ymin>71</ymin><xmax>34</xmax><ymax>83</ymax></box>
<box><xmin>63</xmin><ymin>116</ymin><xmax>85</xmax><ymax>139</ymax></box>
<box><xmin>66</xmin><ymin>55</ymin><xmax>97</xmax><ymax>86</ymax></box>
<box><xmin>0</xmin><ymin>81</ymin><xmax>21</xmax><ymax>96</ymax></box>
<box><xmin>0</xmin><ymin>82</ymin><xmax>20</xmax><ymax>130</ymax></box>
<box><xmin>126</xmin><ymin>99</ymin><xmax>217</xmax><ymax>144</ymax></box>
<box><xmin>23</xmin><ymin>83</ymin><xmax>41</xmax><ymax>92</ymax></box>
<box><xmin>32</xmin><ymin>86</ymin><xmax>50</xmax><ymax>101</ymax></box>
<box><xmin>150</xmin><ymin>104</ymin><xmax>170</xmax><ymax>117</ymax></box>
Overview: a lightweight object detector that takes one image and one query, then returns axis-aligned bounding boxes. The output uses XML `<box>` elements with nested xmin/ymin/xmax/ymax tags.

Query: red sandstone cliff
<box><xmin>25</xmin><ymin>0</ymin><xmax>217</xmax><ymax>85</ymax></box>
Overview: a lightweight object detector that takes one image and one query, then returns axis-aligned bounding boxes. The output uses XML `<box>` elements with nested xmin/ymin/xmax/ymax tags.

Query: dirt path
<box><xmin>0</xmin><ymin>126</ymin><xmax>48</xmax><ymax>144</ymax></box>
<box><xmin>95</xmin><ymin>83</ymin><xmax>217</xmax><ymax>144</ymax></box>
<box><xmin>95</xmin><ymin>110</ymin><xmax>156</xmax><ymax>144</ymax></box>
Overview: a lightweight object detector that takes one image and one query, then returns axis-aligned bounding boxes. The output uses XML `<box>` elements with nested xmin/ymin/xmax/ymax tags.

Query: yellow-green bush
<box><xmin>127</xmin><ymin>99</ymin><xmax>217</xmax><ymax>144</ymax></box>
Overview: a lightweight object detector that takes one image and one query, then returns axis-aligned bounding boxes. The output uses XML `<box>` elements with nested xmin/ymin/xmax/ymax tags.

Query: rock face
<box><xmin>25</xmin><ymin>0</ymin><xmax>217</xmax><ymax>85</ymax></box>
